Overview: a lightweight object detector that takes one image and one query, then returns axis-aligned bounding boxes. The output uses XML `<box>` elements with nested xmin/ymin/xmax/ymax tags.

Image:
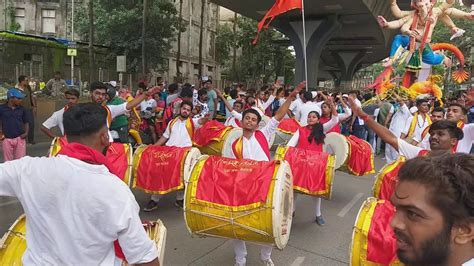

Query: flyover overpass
<box><xmin>212</xmin><ymin>0</ymin><xmax>412</xmax><ymax>88</ymax></box>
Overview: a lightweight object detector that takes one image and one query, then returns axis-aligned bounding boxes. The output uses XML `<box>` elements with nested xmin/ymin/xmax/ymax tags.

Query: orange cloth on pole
<box><xmin>134</xmin><ymin>146</ymin><xmax>190</xmax><ymax>194</ymax></box>
<box><xmin>253</xmin><ymin>0</ymin><xmax>302</xmax><ymax>44</ymax></box>
<box><xmin>346</xmin><ymin>135</ymin><xmax>375</xmax><ymax>176</ymax></box>
<box><xmin>193</xmin><ymin>120</ymin><xmax>232</xmax><ymax>147</ymax></box>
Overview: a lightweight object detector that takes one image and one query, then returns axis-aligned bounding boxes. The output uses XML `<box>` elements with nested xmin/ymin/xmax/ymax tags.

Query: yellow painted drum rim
<box><xmin>184</xmin><ymin>157</ymin><xmax>293</xmax><ymax>250</ymax></box>
<box><xmin>0</xmin><ymin>214</ymin><xmax>26</xmax><ymax>264</ymax></box>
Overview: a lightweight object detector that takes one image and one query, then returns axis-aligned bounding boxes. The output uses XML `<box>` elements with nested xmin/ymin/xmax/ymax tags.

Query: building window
<box><xmin>14</xmin><ymin>8</ymin><xmax>25</xmax><ymax>32</ymax></box>
<box><xmin>42</xmin><ymin>9</ymin><xmax>56</xmax><ymax>34</ymax></box>
<box><xmin>207</xmin><ymin>66</ymin><xmax>213</xmax><ymax>73</ymax></box>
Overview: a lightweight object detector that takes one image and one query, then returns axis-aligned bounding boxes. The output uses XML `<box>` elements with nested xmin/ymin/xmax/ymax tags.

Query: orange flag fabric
<box><xmin>253</xmin><ymin>0</ymin><xmax>302</xmax><ymax>45</ymax></box>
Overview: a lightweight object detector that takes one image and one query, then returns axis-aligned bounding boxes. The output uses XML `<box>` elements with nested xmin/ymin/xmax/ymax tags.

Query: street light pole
<box><xmin>71</xmin><ymin>0</ymin><xmax>75</xmax><ymax>87</ymax></box>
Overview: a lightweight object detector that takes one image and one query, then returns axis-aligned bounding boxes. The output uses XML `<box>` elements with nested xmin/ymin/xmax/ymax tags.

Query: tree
<box><xmin>75</xmin><ymin>0</ymin><xmax>180</xmax><ymax>73</ymax></box>
<box><xmin>215</xmin><ymin>23</ymin><xmax>234</xmax><ymax>66</ymax></box>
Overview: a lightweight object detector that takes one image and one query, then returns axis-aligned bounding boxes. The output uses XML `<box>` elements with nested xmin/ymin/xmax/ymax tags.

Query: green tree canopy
<box><xmin>75</xmin><ymin>0</ymin><xmax>180</xmax><ymax>73</ymax></box>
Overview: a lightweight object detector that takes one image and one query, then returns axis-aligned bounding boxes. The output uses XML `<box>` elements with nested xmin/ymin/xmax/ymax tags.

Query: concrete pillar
<box><xmin>275</xmin><ymin>15</ymin><xmax>341</xmax><ymax>89</ymax></box>
<box><xmin>331</xmin><ymin>50</ymin><xmax>366</xmax><ymax>91</ymax></box>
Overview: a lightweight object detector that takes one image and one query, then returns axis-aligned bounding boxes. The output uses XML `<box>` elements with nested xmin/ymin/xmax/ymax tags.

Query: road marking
<box><xmin>290</xmin><ymin>256</ymin><xmax>305</xmax><ymax>266</ymax></box>
<box><xmin>0</xmin><ymin>199</ymin><xmax>19</xmax><ymax>207</ymax></box>
<box><xmin>338</xmin><ymin>193</ymin><xmax>364</xmax><ymax>217</ymax></box>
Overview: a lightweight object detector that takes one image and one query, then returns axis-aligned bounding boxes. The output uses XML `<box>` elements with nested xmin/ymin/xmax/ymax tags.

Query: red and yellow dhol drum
<box><xmin>132</xmin><ymin>145</ymin><xmax>201</xmax><ymax>194</ymax></box>
<box><xmin>351</xmin><ymin>197</ymin><xmax>403</xmax><ymax>266</ymax></box>
<box><xmin>0</xmin><ymin>215</ymin><xmax>167</xmax><ymax>265</ymax></box>
<box><xmin>193</xmin><ymin>120</ymin><xmax>242</xmax><ymax>156</ymax></box>
<box><xmin>275</xmin><ymin>146</ymin><xmax>335</xmax><ymax>200</ymax></box>
<box><xmin>184</xmin><ymin>155</ymin><xmax>293</xmax><ymax>249</ymax></box>
<box><xmin>373</xmin><ymin>157</ymin><xmax>406</xmax><ymax>201</ymax></box>
<box><xmin>270</xmin><ymin>118</ymin><xmax>301</xmax><ymax>150</ymax></box>
<box><xmin>324</xmin><ymin>133</ymin><xmax>375</xmax><ymax>176</ymax></box>
<box><xmin>48</xmin><ymin>137</ymin><xmax>133</xmax><ymax>185</ymax></box>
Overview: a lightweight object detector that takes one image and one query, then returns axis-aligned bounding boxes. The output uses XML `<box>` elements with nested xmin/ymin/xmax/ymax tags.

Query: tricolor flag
<box><xmin>253</xmin><ymin>0</ymin><xmax>302</xmax><ymax>45</ymax></box>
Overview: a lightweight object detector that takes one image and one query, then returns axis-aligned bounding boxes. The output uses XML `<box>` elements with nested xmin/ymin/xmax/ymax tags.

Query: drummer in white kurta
<box><xmin>143</xmin><ymin>100</ymin><xmax>208</xmax><ymax>212</ymax></box>
<box><xmin>227</xmin><ymin>81</ymin><xmax>305</xmax><ymax>266</ymax></box>
<box><xmin>400</xmin><ymin>98</ymin><xmax>432</xmax><ymax>145</ymax></box>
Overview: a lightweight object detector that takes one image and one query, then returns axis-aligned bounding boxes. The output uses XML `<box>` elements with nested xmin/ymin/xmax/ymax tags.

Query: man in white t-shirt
<box><xmin>144</xmin><ymin>100</ymin><xmax>208</xmax><ymax>212</ymax></box>
<box><xmin>41</xmin><ymin>89</ymin><xmax>80</xmax><ymax>138</ymax></box>
<box><xmin>296</xmin><ymin>92</ymin><xmax>324</xmax><ymax>126</ymax></box>
<box><xmin>348</xmin><ymin>96</ymin><xmax>463</xmax><ymax>160</ymax></box>
<box><xmin>0</xmin><ymin>103</ymin><xmax>159</xmax><ymax>265</ymax></box>
<box><xmin>89</xmin><ymin>81</ymin><xmax>161</xmax><ymax>142</ymax></box>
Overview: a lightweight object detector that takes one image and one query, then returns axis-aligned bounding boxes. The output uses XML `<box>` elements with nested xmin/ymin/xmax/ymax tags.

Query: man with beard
<box><xmin>0</xmin><ymin>103</ymin><xmax>159</xmax><ymax>265</ymax></box>
<box><xmin>143</xmin><ymin>101</ymin><xmax>208</xmax><ymax>212</ymax></box>
<box><xmin>391</xmin><ymin>153</ymin><xmax>474</xmax><ymax>266</ymax></box>
<box><xmin>89</xmin><ymin>81</ymin><xmax>161</xmax><ymax>142</ymax></box>
<box><xmin>229</xmin><ymin>81</ymin><xmax>304</xmax><ymax>266</ymax></box>
<box><xmin>348</xmin><ymin>96</ymin><xmax>463</xmax><ymax>159</ymax></box>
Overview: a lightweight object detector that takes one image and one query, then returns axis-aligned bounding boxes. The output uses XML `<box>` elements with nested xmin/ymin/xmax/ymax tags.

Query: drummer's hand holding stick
<box><xmin>348</xmin><ymin>95</ymin><xmax>400</xmax><ymax>152</ymax></box>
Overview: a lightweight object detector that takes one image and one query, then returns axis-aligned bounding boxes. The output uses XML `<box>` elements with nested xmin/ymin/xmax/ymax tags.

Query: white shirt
<box><xmin>225</xmin><ymin>110</ymin><xmax>241</xmax><ymax>127</ymax></box>
<box><xmin>456</xmin><ymin>123</ymin><xmax>474</xmax><ymax>153</ymax></box>
<box><xmin>389</xmin><ymin>104</ymin><xmax>412</xmax><ymax>137</ymax></box>
<box><xmin>140</xmin><ymin>98</ymin><xmax>157</xmax><ymax>112</ymax></box>
<box><xmin>195</xmin><ymin>100</ymin><xmax>209</xmax><ymax>119</ymax></box>
<box><xmin>226</xmin><ymin>99</ymin><xmax>236</xmax><ymax>118</ymax></box>
<box><xmin>163</xmin><ymin>117</ymin><xmax>202</xmax><ymax>147</ymax></box>
<box><xmin>462</xmin><ymin>258</ymin><xmax>474</xmax><ymax>266</ymax></box>
<box><xmin>107</xmin><ymin>103</ymin><xmax>128</xmax><ymax>142</ymax></box>
<box><xmin>397</xmin><ymin>138</ymin><xmax>424</xmax><ymax>159</ymax></box>
<box><xmin>226</xmin><ymin>118</ymin><xmax>279</xmax><ymax>161</ymax></box>
<box><xmin>287</xmin><ymin>116</ymin><xmax>339</xmax><ymax>147</ymax></box>
<box><xmin>355</xmin><ymin>99</ymin><xmax>365</xmax><ymax>125</ymax></box>
<box><xmin>296</xmin><ymin>101</ymin><xmax>323</xmax><ymax>126</ymax></box>
<box><xmin>232</xmin><ymin>107</ymin><xmax>265</xmax><ymax>121</ymax></box>
<box><xmin>0</xmin><ymin>156</ymin><xmax>158</xmax><ymax>265</ymax></box>
<box><xmin>289</xmin><ymin>98</ymin><xmax>302</xmax><ymax>114</ymax></box>
<box><xmin>402</xmin><ymin>113</ymin><xmax>431</xmax><ymax>139</ymax></box>
<box><xmin>256</xmin><ymin>95</ymin><xmax>275</xmax><ymax>112</ymax></box>
<box><xmin>42</xmin><ymin>107</ymin><xmax>66</xmax><ymax>135</ymax></box>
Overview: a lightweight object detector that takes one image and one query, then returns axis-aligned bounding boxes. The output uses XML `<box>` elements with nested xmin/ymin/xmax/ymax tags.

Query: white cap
<box><xmin>410</xmin><ymin>106</ymin><xmax>418</xmax><ymax>114</ymax></box>
<box><xmin>311</xmin><ymin>91</ymin><xmax>318</xmax><ymax>98</ymax></box>
<box><xmin>342</xmin><ymin>94</ymin><xmax>349</xmax><ymax>98</ymax></box>
<box><xmin>109</xmin><ymin>81</ymin><xmax>117</xmax><ymax>87</ymax></box>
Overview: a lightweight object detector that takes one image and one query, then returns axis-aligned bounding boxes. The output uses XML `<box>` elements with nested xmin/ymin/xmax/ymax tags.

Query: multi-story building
<box><xmin>162</xmin><ymin>0</ymin><xmax>220</xmax><ymax>85</ymax></box>
<box><xmin>1</xmin><ymin>0</ymin><xmax>221</xmax><ymax>86</ymax></box>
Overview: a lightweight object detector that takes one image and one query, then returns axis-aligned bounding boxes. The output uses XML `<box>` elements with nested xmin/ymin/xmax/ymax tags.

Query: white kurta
<box><xmin>163</xmin><ymin>117</ymin><xmax>202</xmax><ymax>147</ymax></box>
<box><xmin>0</xmin><ymin>156</ymin><xmax>158</xmax><ymax>265</ymax></box>
<box><xmin>226</xmin><ymin>118</ymin><xmax>279</xmax><ymax>161</ymax></box>
<box><xmin>401</xmin><ymin>114</ymin><xmax>431</xmax><ymax>139</ymax></box>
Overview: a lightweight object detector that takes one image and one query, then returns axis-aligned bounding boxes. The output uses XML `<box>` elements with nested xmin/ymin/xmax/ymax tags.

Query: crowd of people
<box><xmin>0</xmin><ymin>76</ymin><xmax>473</xmax><ymax>265</ymax></box>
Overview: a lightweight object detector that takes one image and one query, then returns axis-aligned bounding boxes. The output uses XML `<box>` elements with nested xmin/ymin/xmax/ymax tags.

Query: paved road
<box><xmin>0</xmin><ymin>142</ymin><xmax>386</xmax><ymax>265</ymax></box>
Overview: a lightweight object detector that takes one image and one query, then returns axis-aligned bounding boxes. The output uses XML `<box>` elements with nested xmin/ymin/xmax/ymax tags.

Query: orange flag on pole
<box><xmin>253</xmin><ymin>0</ymin><xmax>302</xmax><ymax>45</ymax></box>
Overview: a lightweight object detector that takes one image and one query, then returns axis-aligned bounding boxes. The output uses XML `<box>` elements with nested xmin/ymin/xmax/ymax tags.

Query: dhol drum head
<box><xmin>222</xmin><ymin>128</ymin><xmax>244</xmax><ymax>158</ymax></box>
<box><xmin>323</xmin><ymin>132</ymin><xmax>349</xmax><ymax>170</ymax></box>
<box><xmin>183</xmin><ymin>148</ymin><xmax>202</xmax><ymax>183</ymax></box>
